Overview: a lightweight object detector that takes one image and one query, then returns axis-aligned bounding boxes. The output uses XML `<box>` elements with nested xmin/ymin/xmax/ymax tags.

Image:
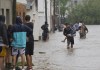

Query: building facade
<box><xmin>26</xmin><ymin>0</ymin><xmax>53</xmax><ymax>40</ymax></box>
<box><xmin>16</xmin><ymin>2</ymin><xmax>26</xmax><ymax>22</ymax></box>
<box><xmin>0</xmin><ymin>0</ymin><xmax>13</xmax><ymax>25</ymax></box>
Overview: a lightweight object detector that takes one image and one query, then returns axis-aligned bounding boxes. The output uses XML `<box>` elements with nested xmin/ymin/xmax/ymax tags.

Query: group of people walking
<box><xmin>0</xmin><ymin>15</ymin><xmax>34</xmax><ymax>70</ymax></box>
<box><xmin>62</xmin><ymin>21</ymin><xmax>88</xmax><ymax>49</ymax></box>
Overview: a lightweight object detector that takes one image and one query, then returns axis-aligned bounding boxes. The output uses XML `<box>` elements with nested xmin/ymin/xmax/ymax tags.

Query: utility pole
<box><xmin>45</xmin><ymin>0</ymin><xmax>48</xmax><ymax>24</ymax></box>
<box><xmin>58</xmin><ymin>0</ymin><xmax>61</xmax><ymax>31</ymax></box>
<box><xmin>53</xmin><ymin>0</ymin><xmax>56</xmax><ymax>33</ymax></box>
<box><xmin>12</xmin><ymin>0</ymin><xmax>16</xmax><ymax>24</ymax></box>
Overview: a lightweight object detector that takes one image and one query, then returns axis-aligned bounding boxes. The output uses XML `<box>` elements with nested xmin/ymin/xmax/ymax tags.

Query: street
<box><xmin>33</xmin><ymin>25</ymin><xmax>100</xmax><ymax>70</ymax></box>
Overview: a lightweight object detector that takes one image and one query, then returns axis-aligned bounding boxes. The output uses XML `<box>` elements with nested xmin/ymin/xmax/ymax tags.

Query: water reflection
<box><xmin>67</xmin><ymin>48</ymin><xmax>75</xmax><ymax>55</ymax></box>
<box><xmin>33</xmin><ymin>25</ymin><xmax>100</xmax><ymax>70</ymax></box>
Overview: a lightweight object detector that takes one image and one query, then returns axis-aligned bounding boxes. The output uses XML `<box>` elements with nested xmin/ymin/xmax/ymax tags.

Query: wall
<box><xmin>26</xmin><ymin>0</ymin><xmax>52</xmax><ymax>40</ymax></box>
<box><xmin>0</xmin><ymin>0</ymin><xmax>12</xmax><ymax>25</ymax></box>
<box><xmin>26</xmin><ymin>1</ymin><xmax>40</xmax><ymax>40</ymax></box>
<box><xmin>38</xmin><ymin>0</ymin><xmax>51</xmax><ymax>37</ymax></box>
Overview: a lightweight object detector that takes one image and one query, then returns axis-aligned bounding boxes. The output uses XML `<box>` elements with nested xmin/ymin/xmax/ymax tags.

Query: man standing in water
<box><xmin>79</xmin><ymin>23</ymin><xmax>88</xmax><ymax>39</ymax></box>
<box><xmin>41</xmin><ymin>22</ymin><xmax>49</xmax><ymax>41</ymax></box>
<box><xmin>63</xmin><ymin>23</ymin><xmax>75</xmax><ymax>49</ymax></box>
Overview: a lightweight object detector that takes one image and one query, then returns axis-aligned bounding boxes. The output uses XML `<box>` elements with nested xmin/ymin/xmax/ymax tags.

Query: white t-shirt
<box><xmin>79</xmin><ymin>23</ymin><xmax>82</xmax><ymax>26</ymax></box>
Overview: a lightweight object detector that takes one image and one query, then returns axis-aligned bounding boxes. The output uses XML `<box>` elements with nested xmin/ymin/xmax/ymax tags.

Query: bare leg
<box><xmin>20</xmin><ymin>54</ymin><xmax>25</xmax><ymax>69</ymax></box>
<box><xmin>67</xmin><ymin>41</ymin><xmax>70</xmax><ymax>49</ymax></box>
<box><xmin>71</xmin><ymin>44</ymin><xmax>73</xmax><ymax>48</ymax></box>
<box><xmin>5</xmin><ymin>48</ymin><xmax>12</xmax><ymax>68</ymax></box>
<box><xmin>26</xmin><ymin>55</ymin><xmax>30</xmax><ymax>68</ymax></box>
<box><xmin>0</xmin><ymin>57</ymin><xmax>4</xmax><ymax>70</ymax></box>
<box><xmin>26</xmin><ymin>55</ymin><xmax>32</xmax><ymax>69</ymax></box>
<box><xmin>12</xmin><ymin>55</ymin><xmax>16</xmax><ymax>69</ymax></box>
<box><xmin>30</xmin><ymin>55</ymin><xmax>32</xmax><ymax>68</ymax></box>
<box><xmin>62</xmin><ymin>37</ymin><xmax>67</xmax><ymax>42</ymax></box>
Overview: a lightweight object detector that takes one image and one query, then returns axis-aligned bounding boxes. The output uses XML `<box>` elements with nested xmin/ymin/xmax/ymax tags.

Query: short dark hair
<box><xmin>25</xmin><ymin>15</ymin><xmax>30</xmax><ymax>21</ymax></box>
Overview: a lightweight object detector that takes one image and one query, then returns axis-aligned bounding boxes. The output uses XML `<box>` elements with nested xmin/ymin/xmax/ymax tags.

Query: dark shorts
<box><xmin>67</xmin><ymin>37</ymin><xmax>74</xmax><ymax>45</ymax></box>
<box><xmin>25</xmin><ymin>42</ymin><xmax>34</xmax><ymax>55</ymax></box>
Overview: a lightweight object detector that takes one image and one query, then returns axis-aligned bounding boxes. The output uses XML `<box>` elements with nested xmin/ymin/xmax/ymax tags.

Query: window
<box><xmin>2</xmin><ymin>9</ymin><xmax>4</xmax><ymax>15</ymax></box>
<box><xmin>6</xmin><ymin>9</ymin><xmax>10</xmax><ymax>25</ymax></box>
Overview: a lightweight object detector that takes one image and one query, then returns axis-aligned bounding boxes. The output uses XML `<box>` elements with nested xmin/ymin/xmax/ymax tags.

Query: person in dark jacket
<box><xmin>63</xmin><ymin>23</ymin><xmax>75</xmax><ymax>49</ymax></box>
<box><xmin>0</xmin><ymin>15</ymin><xmax>8</xmax><ymax>70</ymax></box>
<box><xmin>41</xmin><ymin>22</ymin><xmax>49</xmax><ymax>41</ymax></box>
<box><xmin>62</xmin><ymin>24</ymin><xmax>76</xmax><ymax>42</ymax></box>
<box><xmin>11</xmin><ymin>16</ymin><xmax>32</xmax><ymax>70</ymax></box>
<box><xmin>24</xmin><ymin>15</ymin><xmax>34</xmax><ymax>70</ymax></box>
<box><xmin>5</xmin><ymin>25</ymin><xmax>12</xmax><ymax>68</ymax></box>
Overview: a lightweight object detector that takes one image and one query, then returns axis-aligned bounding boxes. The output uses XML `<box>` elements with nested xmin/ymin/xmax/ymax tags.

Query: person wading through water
<box><xmin>63</xmin><ymin>23</ymin><xmax>76</xmax><ymax>49</ymax></box>
<box><xmin>79</xmin><ymin>23</ymin><xmax>88</xmax><ymax>39</ymax></box>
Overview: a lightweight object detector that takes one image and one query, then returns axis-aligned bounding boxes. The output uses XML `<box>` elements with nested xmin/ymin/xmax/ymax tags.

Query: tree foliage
<box><xmin>67</xmin><ymin>0</ymin><xmax>100</xmax><ymax>24</ymax></box>
<box><xmin>59</xmin><ymin>0</ymin><xmax>69</xmax><ymax>17</ymax></box>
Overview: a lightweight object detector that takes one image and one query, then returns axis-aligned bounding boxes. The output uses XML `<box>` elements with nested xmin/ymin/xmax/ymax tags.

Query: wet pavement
<box><xmin>33</xmin><ymin>25</ymin><xmax>100</xmax><ymax>70</ymax></box>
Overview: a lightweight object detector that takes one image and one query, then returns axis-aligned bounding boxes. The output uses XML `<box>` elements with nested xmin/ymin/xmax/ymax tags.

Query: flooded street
<box><xmin>33</xmin><ymin>25</ymin><xmax>100</xmax><ymax>70</ymax></box>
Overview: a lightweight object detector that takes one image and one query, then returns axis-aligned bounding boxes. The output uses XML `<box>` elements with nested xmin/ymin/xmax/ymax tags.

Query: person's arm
<box><xmin>2</xmin><ymin>24</ymin><xmax>8</xmax><ymax>46</ymax></box>
<box><xmin>63</xmin><ymin>28</ymin><xmax>67</xmax><ymax>36</ymax></box>
<box><xmin>8</xmin><ymin>25</ymin><xmax>14</xmax><ymax>42</ymax></box>
<box><xmin>24</xmin><ymin>25</ymin><xmax>33</xmax><ymax>36</ymax></box>
<box><xmin>41</xmin><ymin>25</ymin><xmax>45</xmax><ymax>30</ymax></box>
<box><xmin>85</xmin><ymin>26</ymin><xmax>88</xmax><ymax>33</ymax></box>
<box><xmin>31</xmin><ymin>22</ymin><xmax>33</xmax><ymax>30</ymax></box>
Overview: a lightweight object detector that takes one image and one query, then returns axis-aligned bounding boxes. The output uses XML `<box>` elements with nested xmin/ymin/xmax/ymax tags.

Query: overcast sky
<box><xmin>17</xmin><ymin>0</ymin><xmax>27</xmax><ymax>4</ymax></box>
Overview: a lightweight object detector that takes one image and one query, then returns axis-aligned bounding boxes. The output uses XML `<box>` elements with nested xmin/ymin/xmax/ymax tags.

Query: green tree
<box><xmin>67</xmin><ymin>0</ymin><xmax>100</xmax><ymax>25</ymax></box>
<box><xmin>59</xmin><ymin>0</ymin><xmax>69</xmax><ymax>17</ymax></box>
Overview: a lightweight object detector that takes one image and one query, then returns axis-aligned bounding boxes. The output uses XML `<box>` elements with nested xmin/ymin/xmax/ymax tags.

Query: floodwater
<box><xmin>33</xmin><ymin>25</ymin><xmax>100</xmax><ymax>70</ymax></box>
